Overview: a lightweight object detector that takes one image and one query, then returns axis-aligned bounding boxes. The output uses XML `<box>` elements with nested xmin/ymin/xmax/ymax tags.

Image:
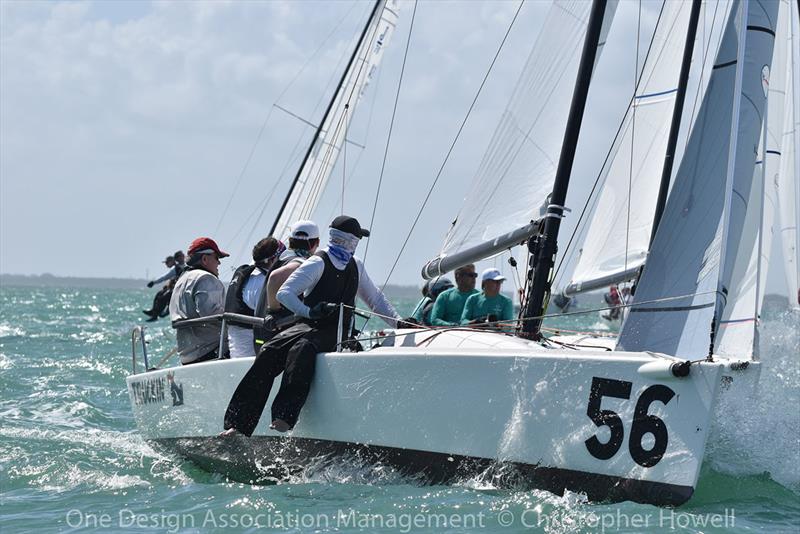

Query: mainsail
<box><xmin>716</xmin><ymin>0</ymin><xmax>792</xmax><ymax>358</ymax></box>
<box><xmin>433</xmin><ymin>0</ymin><xmax>617</xmax><ymax>264</ymax></box>
<box><xmin>617</xmin><ymin>0</ymin><xmax>778</xmax><ymax>358</ymax></box>
<box><xmin>560</xmin><ymin>0</ymin><xmax>691</xmax><ymax>296</ymax></box>
<box><xmin>271</xmin><ymin>0</ymin><xmax>399</xmax><ymax>239</ymax></box>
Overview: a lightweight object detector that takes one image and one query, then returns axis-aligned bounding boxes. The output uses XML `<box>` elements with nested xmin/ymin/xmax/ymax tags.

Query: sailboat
<box><xmin>126</xmin><ymin>0</ymin><xmax>797</xmax><ymax>506</ymax></box>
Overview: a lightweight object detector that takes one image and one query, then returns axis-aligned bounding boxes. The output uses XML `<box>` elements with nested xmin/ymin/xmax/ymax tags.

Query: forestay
<box><xmin>617</xmin><ymin>0</ymin><xmax>778</xmax><ymax>359</ymax></box>
<box><xmin>271</xmin><ymin>0</ymin><xmax>399</xmax><ymax>240</ymax></box>
<box><xmin>437</xmin><ymin>0</ymin><xmax>617</xmax><ymax>260</ymax></box>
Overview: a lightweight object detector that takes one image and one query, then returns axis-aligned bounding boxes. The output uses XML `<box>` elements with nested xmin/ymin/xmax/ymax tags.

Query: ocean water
<box><xmin>1</xmin><ymin>285</ymin><xmax>798</xmax><ymax>533</ymax></box>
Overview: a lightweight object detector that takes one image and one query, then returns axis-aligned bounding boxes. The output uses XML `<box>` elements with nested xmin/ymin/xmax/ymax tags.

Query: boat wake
<box><xmin>707</xmin><ymin>309</ymin><xmax>800</xmax><ymax>493</ymax></box>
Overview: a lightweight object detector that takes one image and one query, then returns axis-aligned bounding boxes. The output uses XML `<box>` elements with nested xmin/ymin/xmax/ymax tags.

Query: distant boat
<box><xmin>127</xmin><ymin>0</ymin><xmax>797</xmax><ymax>506</ymax></box>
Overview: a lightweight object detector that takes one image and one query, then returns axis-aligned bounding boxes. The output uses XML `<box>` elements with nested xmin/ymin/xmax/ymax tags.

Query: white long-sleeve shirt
<box><xmin>276</xmin><ymin>253</ymin><xmax>400</xmax><ymax>327</ymax></box>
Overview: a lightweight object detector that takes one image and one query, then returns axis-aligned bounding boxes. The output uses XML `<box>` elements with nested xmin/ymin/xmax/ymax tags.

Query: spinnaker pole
<box><xmin>648</xmin><ymin>0</ymin><xmax>702</xmax><ymax>246</ymax></box>
<box><xmin>519</xmin><ymin>0</ymin><xmax>608</xmax><ymax>339</ymax></box>
<box><xmin>269</xmin><ymin>0</ymin><xmax>384</xmax><ymax>236</ymax></box>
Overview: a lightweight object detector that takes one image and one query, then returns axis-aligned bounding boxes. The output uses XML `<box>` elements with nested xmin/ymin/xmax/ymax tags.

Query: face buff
<box><xmin>327</xmin><ymin>228</ymin><xmax>360</xmax><ymax>266</ymax></box>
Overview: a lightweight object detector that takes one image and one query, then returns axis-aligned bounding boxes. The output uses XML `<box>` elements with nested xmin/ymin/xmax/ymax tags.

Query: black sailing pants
<box><xmin>223</xmin><ymin>323</ymin><xmax>337</xmax><ymax>436</ymax></box>
<box><xmin>150</xmin><ymin>287</ymin><xmax>172</xmax><ymax>317</ymax></box>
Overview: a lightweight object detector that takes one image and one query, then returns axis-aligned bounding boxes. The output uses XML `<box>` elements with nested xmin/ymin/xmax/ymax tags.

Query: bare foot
<box><xmin>219</xmin><ymin>428</ymin><xmax>241</xmax><ymax>437</ymax></box>
<box><xmin>269</xmin><ymin>419</ymin><xmax>291</xmax><ymax>433</ymax></box>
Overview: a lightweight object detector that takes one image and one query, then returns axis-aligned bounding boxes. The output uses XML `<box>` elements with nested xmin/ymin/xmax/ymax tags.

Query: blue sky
<box><xmin>0</xmin><ymin>0</ymin><xmax>792</xmax><ymax>296</ymax></box>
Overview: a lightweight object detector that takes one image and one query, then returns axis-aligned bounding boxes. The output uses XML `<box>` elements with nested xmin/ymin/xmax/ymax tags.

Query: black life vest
<box><xmin>225</xmin><ymin>264</ymin><xmax>268</xmax><ymax>320</ymax></box>
<box><xmin>303</xmin><ymin>251</ymin><xmax>358</xmax><ymax>329</ymax></box>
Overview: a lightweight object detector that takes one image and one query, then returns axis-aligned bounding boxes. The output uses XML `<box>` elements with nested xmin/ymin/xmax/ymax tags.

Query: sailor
<box><xmin>169</xmin><ymin>237</ymin><xmax>230</xmax><ymax>365</ymax></box>
<box><xmin>429</xmin><ymin>264</ymin><xmax>479</xmax><ymax>326</ymax></box>
<box><xmin>461</xmin><ymin>268</ymin><xmax>514</xmax><ymax>330</ymax></box>
<box><xmin>225</xmin><ymin>237</ymin><xmax>286</xmax><ymax>358</ymax></box>
<box><xmin>252</xmin><ymin>220</ymin><xmax>320</xmax><ymax>348</ymax></box>
<box><xmin>411</xmin><ymin>277</ymin><xmax>454</xmax><ymax>326</ymax></box>
<box><xmin>143</xmin><ymin>255</ymin><xmax>175</xmax><ymax>322</ymax></box>
<box><xmin>602</xmin><ymin>285</ymin><xmax>623</xmax><ymax>321</ymax></box>
<box><xmin>222</xmin><ymin>215</ymin><xmax>401</xmax><ymax>436</ymax></box>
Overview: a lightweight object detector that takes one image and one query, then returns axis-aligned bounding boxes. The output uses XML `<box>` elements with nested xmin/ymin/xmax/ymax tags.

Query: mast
<box><xmin>519</xmin><ymin>0</ymin><xmax>608</xmax><ymax>339</ymax></box>
<box><xmin>269</xmin><ymin>0</ymin><xmax>384</xmax><ymax>236</ymax></box>
<box><xmin>648</xmin><ymin>0</ymin><xmax>702</xmax><ymax>246</ymax></box>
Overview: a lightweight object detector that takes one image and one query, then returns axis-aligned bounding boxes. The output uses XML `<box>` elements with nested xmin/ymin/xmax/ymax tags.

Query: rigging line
<box><xmin>449</xmin><ymin>30</ymin><xmax>582</xmax><ymax>253</ymax></box>
<box><xmin>684</xmin><ymin>0</ymin><xmax>723</xmax><ymax>153</ymax></box>
<box><xmin>213</xmin><ymin>0</ymin><xmax>361</xmax><ymax>235</ymax></box>
<box><xmin>274</xmin><ymin>104</ymin><xmax>367</xmax><ymax>149</ymax></box>
<box><xmin>293</xmin><ymin>4</ymin><xmax>388</xmax><ymax>224</ymax></box>
<box><xmin>552</xmin><ymin>0</ymin><xmax>667</xmax><ymax>285</ymax></box>
<box><xmin>359</xmin><ymin>0</ymin><xmax>526</xmax><ymax>331</ymax></box>
<box><xmin>342</xmin><ymin>105</ymin><xmax>348</xmax><ymax>215</ymax></box>
<box><xmin>229</xmin><ymin>142</ymin><xmax>309</xmax><ymax>266</ymax></box>
<box><xmin>380</xmin><ymin>0</ymin><xmax>525</xmax><ymax>280</ymax></box>
<box><xmin>345</xmin><ymin>288</ymin><xmax>723</xmax><ymax>338</ymax></box>
<box><xmin>326</xmin><ymin>54</ymin><xmax>386</xmax><ymax>219</ymax></box>
<box><xmin>363</xmin><ymin>0</ymin><xmax>419</xmax><ymax>265</ymax></box>
<box><xmin>225</xmin><ymin>8</ymin><xmax>368</xmax><ymax>252</ymax></box>
<box><xmin>623</xmin><ymin>0</ymin><xmax>643</xmax><ymax>306</ymax></box>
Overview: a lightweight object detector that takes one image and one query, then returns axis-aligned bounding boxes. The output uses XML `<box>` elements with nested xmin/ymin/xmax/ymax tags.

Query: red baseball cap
<box><xmin>187</xmin><ymin>237</ymin><xmax>229</xmax><ymax>258</ymax></box>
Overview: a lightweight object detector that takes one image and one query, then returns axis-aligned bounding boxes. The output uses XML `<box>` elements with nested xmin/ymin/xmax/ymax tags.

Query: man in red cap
<box><xmin>168</xmin><ymin>237</ymin><xmax>230</xmax><ymax>365</ymax></box>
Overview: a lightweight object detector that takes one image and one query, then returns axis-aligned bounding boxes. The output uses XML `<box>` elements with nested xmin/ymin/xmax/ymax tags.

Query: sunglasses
<box><xmin>458</xmin><ymin>272</ymin><xmax>478</xmax><ymax>278</ymax></box>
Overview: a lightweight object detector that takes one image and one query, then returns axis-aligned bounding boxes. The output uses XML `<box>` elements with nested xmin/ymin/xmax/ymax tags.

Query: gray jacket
<box><xmin>169</xmin><ymin>268</ymin><xmax>227</xmax><ymax>364</ymax></box>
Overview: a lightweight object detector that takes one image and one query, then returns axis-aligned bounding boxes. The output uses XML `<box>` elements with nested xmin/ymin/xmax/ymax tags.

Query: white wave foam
<box><xmin>707</xmin><ymin>311</ymin><xmax>800</xmax><ymax>492</ymax></box>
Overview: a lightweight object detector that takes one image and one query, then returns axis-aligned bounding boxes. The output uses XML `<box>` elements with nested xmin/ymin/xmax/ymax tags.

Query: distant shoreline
<box><xmin>0</xmin><ymin>273</ymin><xmax>425</xmax><ymax>298</ymax></box>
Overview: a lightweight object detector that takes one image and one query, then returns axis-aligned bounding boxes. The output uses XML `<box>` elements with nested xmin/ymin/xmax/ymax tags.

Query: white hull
<box><xmin>125</xmin><ymin>329</ymin><xmax>756</xmax><ymax>505</ymax></box>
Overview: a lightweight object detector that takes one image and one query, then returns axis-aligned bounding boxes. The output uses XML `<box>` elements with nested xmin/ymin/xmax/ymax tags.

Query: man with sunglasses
<box><xmin>169</xmin><ymin>237</ymin><xmax>230</xmax><ymax>365</ymax></box>
<box><xmin>430</xmin><ymin>264</ymin><xmax>479</xmax><ymax>327</ymax></box>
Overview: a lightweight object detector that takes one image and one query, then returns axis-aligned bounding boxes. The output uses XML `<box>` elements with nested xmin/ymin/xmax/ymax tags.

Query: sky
<box><xmin>0</xmin><ymin>0</ymin><xmax>793</xmax><ymax>296</ymax></box>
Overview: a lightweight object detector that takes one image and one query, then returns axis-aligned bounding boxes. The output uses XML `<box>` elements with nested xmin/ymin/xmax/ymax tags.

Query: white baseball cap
<box><xmin>289</xmin><ymin>220</ymin><xmax>319</xmax><ymax>240</ymax></box>
<box><xmin>481</xmin><ymin>268</ymin><xmax>506</xmax><ymax>282</ymax></box>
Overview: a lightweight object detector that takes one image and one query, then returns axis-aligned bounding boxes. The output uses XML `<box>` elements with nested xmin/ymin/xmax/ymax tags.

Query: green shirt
<box><xmin>430</xmin><ymin>287</ymin><xmax>479</xmax><ymax>326</ymax></box>
<box><xmin>460</xmin><ymin>292</ymin><xmax>514</xmax><ymax>325</ymax></box>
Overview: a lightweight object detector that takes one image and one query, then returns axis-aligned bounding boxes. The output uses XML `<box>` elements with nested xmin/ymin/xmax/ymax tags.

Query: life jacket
<box><xmin>302</xmin><ymin>250</ymin><xmax>358</xmax><ymax>329</ymax></box>
<box><xmin>252</xmin><ymin>250</ymin><xmax>308</xmax><ymax>349</ymax></box>
<box><xmin>224</xmin><ymin>264</ymin><xmax>262</xmax><ymax>319</ymax></box>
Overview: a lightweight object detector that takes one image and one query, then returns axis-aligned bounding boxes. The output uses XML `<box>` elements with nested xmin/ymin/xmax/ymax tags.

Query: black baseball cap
<box><xmin>330</xmin><ymin>215</ymin><xmax>370</xmax><ymax>238</ymax></box>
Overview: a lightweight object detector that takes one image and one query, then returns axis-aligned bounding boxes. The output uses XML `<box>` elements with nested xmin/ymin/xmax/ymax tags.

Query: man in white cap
<box><xmin>223</xmin><ymin>215</ymin><xmax>401</xmax><ymax>436</ymax></box>
<box><xmin>460</xmin><ymin>267</ymin><xmax>514</xmax><ymax>329</ymax></box>
<box><xmin>251</xmin><ymin>220</ymin><xmax>320</xmax><ymax>349</ymax></box>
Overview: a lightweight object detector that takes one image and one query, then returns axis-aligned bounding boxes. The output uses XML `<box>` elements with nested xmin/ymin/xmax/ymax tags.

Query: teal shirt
<box><xmin>460</xmin><ymin>292</ymin><xmax>514</xmax><ymax>325</ymax></box>
<box><xmin>430</xmin><ymin>287</ymin><xmax>479</xmax><ymax>326</ymax></box>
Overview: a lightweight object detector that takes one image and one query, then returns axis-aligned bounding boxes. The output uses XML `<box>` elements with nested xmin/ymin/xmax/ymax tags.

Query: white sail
<box><xmin>778</xmin><ymin>0</ymin><xmax>800</xmax><ymax>310</ymax></box>
<box><xmin>617</xmin><ymin>0</ymin><xmax>778</xmax><ymax>358</ymax></box>
<box><xmin>561</xmin><ymin>1</ymin><xmax>690</xmax><ymax>295</ymax></box>
<box><xmin>716</xmin><ymin>0</ymin><xmax>791</xmax><ymax>358</ymax></box>
<box><xmin>438</xmin><ymin>0</ymin><xmax>617</xmax><ymax>258</ymax></box>
<box><xmin>272</xmin><ymin>0</ymin><xmax>399</xmax><ymax>239</ymax></box>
